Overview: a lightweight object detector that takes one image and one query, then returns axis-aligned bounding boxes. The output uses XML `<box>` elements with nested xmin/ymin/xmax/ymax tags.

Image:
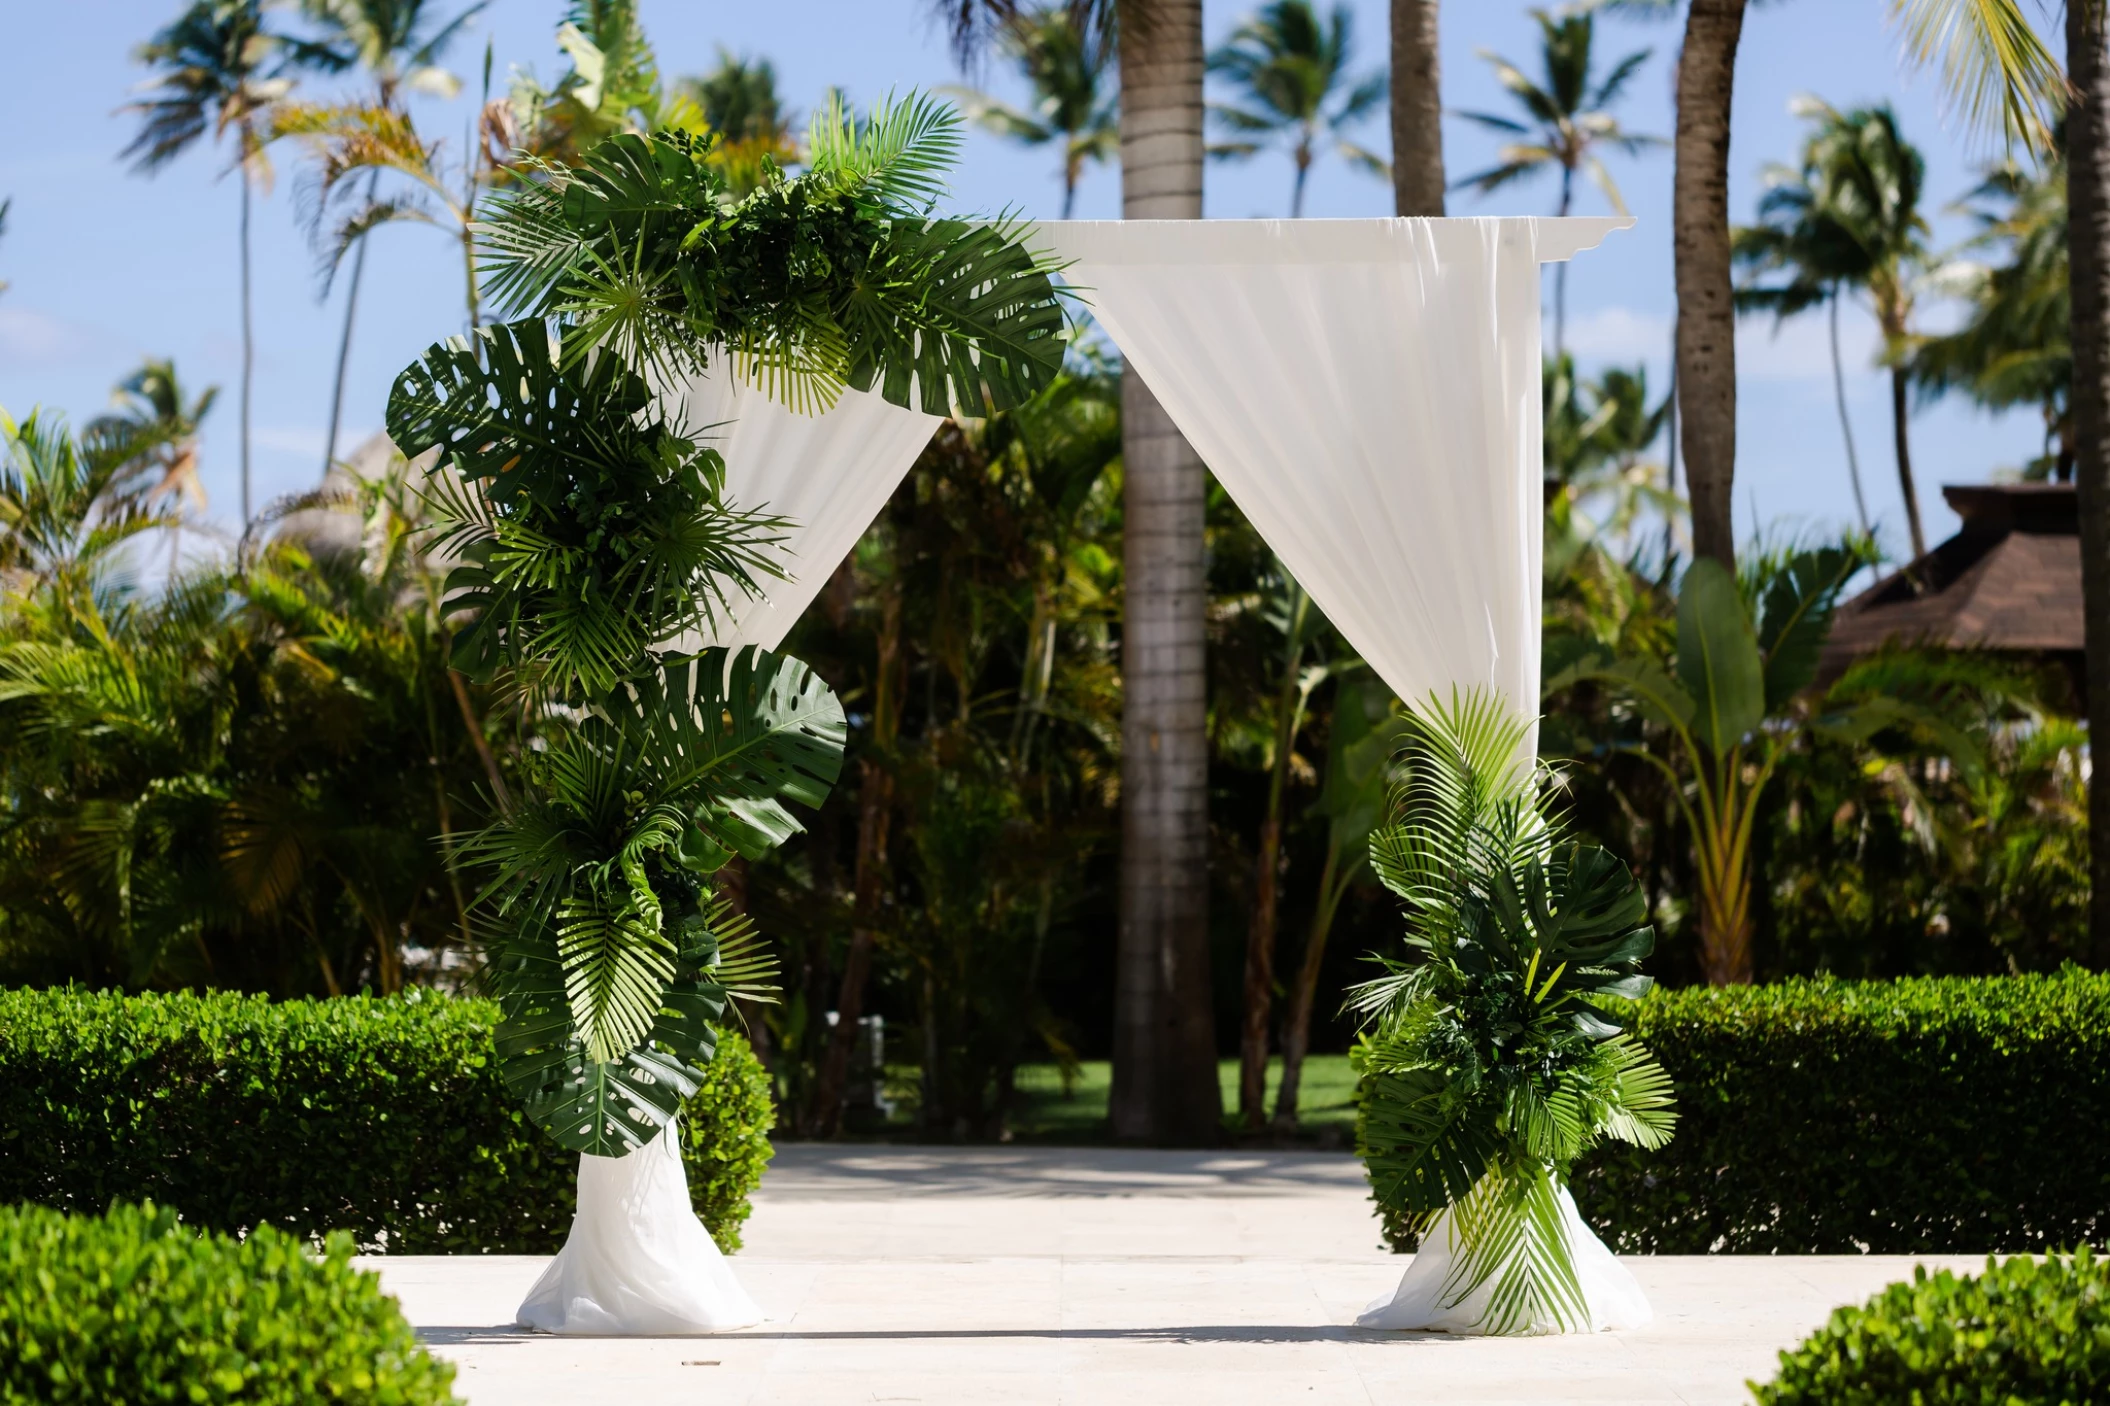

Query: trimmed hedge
<box><xmin>1366</xmin><ymin>971</ymin><xmax>2110</xmax><ymax>1254</ymax></box>
<box><xmin>1754</xmin><ymin>1252</ymin><xmax>2110</xmax><ymax>1405</ymax></box>
<box><xmin>0</xmin><ymin>1200</ymin><xmax>459</xmax><ymax>1404</ymax></box>
<box><xmin>0</xmin><ymin>987</ymin><xmax>774</xmax><ymax>1254</ymax></box>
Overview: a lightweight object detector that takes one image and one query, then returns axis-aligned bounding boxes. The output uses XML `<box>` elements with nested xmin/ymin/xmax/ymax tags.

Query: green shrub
<box><xmin>1754</xmin><ymin>1251</ymin><xmax>2110</xmax><ymax>1405</ymax></box>
<box><xmin>0</xmin><ymin>988</ymin><xmax>774</xmax><ymax>1254</ymax></box>
<box><xmin>1362</xmin><ymin>971</ymin><xmax>2110</xmax><ymax>1254</ymax></box>
<box><xmin>0</xmin><ymin>1200</ymin><xmax>459</xmax><ymax>1405</ymax></box>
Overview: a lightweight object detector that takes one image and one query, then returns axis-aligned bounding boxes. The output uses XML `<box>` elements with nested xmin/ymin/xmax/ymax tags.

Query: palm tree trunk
<box><xmin>1291</xmin><ymin>148</ymin><xmax>1310</xmax><ymax>219</ymax></box>
<box><xmin>1555</xmin><ymin>166</ymin><xmax>1574</xmax><ymax>357</ymax></box>
<box><xmin>1271</xmin><ymin>844</ymin><xmax>1345</xmax><ymax>1130</ymax></box>
<box><xmin>1239</xmin><ymin>582</ymin><xmax>1307</xmax><ymax>1132</ymax></box>
<box><xmin>1673</xmin><ymin>0</ymin><xmax>1749</xmax><ymax>569</ymax></box>
<box><xmin>323</xmin><ymin>172</ymin><xmax>380</xmax><ymax>478</ymax></box>
<box><xmin>1828</xmin><ymin>292</ymin><xmax>1873</xmax><ymax>537</ymax></box>
<box><xmin>1889</xmin><ymin>364</ymin><xmax>1927</xmax><ymax>560</ymax></box>
<box><xmin>1109</xmin><ymin>0</ymin><xmax>1222</xmax><ymax>1147</ymax></box>
<box><xmin>239</xmin><ymin>162</ymin><xmax>255</xmax><ymax>527</ymax></box>
<box><xmin>1389</xmin><ymin>0</ymin><xmax>1445</xmax><ymax>217</ymax></box>
<box><xmin>1663</xmin><ymin>320</ymin><xmax>1680</xmax><ymax>571</ymax></box>
<box><xmin>2067</xmin><ymin>0</ymin><xmax>2110</xmax><ymax>967</ymax></box>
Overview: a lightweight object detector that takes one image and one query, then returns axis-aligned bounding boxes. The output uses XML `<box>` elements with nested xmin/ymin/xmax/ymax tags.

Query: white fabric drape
<box><xmin>516</xmin><ymin>1119</ymin><xmax>762</xmax><ymax>1335</ymax></box>
<box><xmin>1030</xmin><ymin>217</ymin><xmax>1629</xmax><ymax>750</ymax></box>
<box><xmin>1355</xmin><ymin>1183</ymin><xmax>1652</xmax><ymax>1335</ymax></box>
<box><xmin>656</xmin><ymin>365</ymin><xmax>946</xmax><ymax>653</ymax></box>
<box><xmin>532</xmin><ymin>219</ymin><xmax>1626</xmax><ymax>1337</ymax></box>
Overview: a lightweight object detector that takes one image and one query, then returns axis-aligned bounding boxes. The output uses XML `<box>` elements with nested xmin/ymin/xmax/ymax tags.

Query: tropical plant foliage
<box><xmin>475</xmin><ymin>95</ymin><xmax>1067</xmax><ymax>415</ymax></box>
<box><xmin>382</xmin><ymin>102</ymin><xmax>1065</xmax><ymax>1155</ymax></box>
<box><xmin>1350</xmin><ymin>690</ymin><xmax>1676</xmax><ymax>1335</ymax></box>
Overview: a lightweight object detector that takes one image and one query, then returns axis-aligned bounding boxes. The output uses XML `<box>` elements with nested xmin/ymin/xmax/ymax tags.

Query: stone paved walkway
<box><xmin>364</xmin><ymin>1145</ymin><xmax>1981</xmax><ymax>1405</ymax></box>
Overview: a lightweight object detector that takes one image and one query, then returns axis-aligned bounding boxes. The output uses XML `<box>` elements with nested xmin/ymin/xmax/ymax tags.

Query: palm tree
<box><xmin>941</xmin><ymin>0</ymin><xmax>1223</xmax><ymax>1147</ymax></box>
<box><xmin>944</xmin><ymin>8</ymin><xmax>1118</xmax><ymax>219</ymax></box>
<box><xmin>1913</xmin><ymin>149</ymin><xmax>2071</xmax><ymax>480</ymax></box>
<box><xmin>2068</xmin><ymin>0</ymin><xmax>2110</xmax><ymax>964</ymax></box>
<box><xmin>1206</xmin><ymin>1</ymin><xmax>1387</xmax><ymax>218</ymax></box>
<box><xmin>1613</xmin><ymin>0</ymin><xmax>2061</xmax><ymax>569</ymax></box>
<box><xmin>0</xmin><ymin>409</ymin><xmax>175</xmax><ymax>605</ymax></box>
<box><xmin>295</xmin><ymin>0</ymin><xmax>483</xmax><ymax>478</ymax></box>
<box><xmin>124</xmin><ymin>0</ymin><xmax>301</xmax><ymax>529</ymax></box>
<box><xmin>1390</xmin><ymin>0</ymin><xmax>1445</xmax><ymax>217</ymax></box>
<box><xmin>675</xmin><ymin>51</ymin><xmax>802</xmax><ymax>198</ymax></box>
<box><xmin>275</xmin><ymin>95</ymin><xmax>487</xmax><ymax>331</ymax></box>
<box><xmin>1733</xmin><ymin>100</ymin><xmax>1935</xmax><ymax>546</ymax></box>
<box><xmin>1454</xmin><ymin>8</ymin><xmax>1660</xmax><ymax>356</ymax></box>
<box><xmin>85</xmin><ymin>359</ymin><xmax>218</xmax><ymax>584</ymax></box>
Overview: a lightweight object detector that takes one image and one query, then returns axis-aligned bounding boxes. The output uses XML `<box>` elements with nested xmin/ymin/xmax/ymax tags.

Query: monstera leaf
<box><xmin>385</xmin><ymin>319</ymin><xmax>660</xmax><ymax>505</ymax></box>
<box><xmin>614</xmin><ymin>647</ymin><xmax>848</xmax><ymax>814</ymax></box>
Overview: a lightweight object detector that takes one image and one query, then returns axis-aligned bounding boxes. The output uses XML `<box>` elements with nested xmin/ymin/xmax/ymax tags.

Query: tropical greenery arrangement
<box><xmin>379</xmin><ymin>95</ymin><xmax>1064</xmax><ymax>1155</ymax></box>
<box><xmin>1351</xmin><ymin>692</ymin><xmax>1677</xmax><ymax>1334</ymax></box>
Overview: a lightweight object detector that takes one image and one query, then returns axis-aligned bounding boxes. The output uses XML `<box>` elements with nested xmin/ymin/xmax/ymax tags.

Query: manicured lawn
<box><xmin>1004</xmin><ymin>1055</ymin><xmax>1360</xmax><ymax>1143</ymax></box>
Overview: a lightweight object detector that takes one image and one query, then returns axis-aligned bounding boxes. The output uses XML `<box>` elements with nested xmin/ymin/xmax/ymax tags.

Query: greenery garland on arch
<box><xmin>382</xmin><ymin>95</ymin><xmax>1066</xmax><ymax>1157</ymax></box>
<box><xmin>1351</xmin><ymin>691</ymin><xmax>1679</xmax><ymax>1334</ymax></box>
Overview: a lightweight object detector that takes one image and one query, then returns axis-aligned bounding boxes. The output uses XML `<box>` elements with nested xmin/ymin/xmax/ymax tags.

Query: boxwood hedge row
<box><xmin>1367</xmin><ymin>971</ymin><xmax>2110</xmax><ymax>1255</ymax></box>
<box><xmin>0</xmin><ymin>987</ymin><xmax>774</xmax><ymax>1254</ymax></box>
<box><xmin>1</xmin><ymin>1201</ymin><xmax>460</xmax><ymax>1404</ymax></box>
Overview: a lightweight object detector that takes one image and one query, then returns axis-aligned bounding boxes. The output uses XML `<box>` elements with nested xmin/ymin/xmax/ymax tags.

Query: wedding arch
<box><xmin>382</xmin><ymin>110</ymin><xmax>1648</xmax><ymax>1340</ymax></box>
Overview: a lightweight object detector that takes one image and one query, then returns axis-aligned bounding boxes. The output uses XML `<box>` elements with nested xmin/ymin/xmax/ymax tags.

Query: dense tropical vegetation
<box><xmin>0</xmin><ymin>0</ymin><xmax>2098</xmax><ymax>1152</ymax></box>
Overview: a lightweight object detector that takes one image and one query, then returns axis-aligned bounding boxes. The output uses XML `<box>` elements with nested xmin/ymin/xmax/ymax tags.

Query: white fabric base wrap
<box><xmin>1356</xmin><ymin>1183</ymin><xmax>1652</xmax><ymax>1335</ymax></box>
<box><xmin>516</xmin><ymin>1119</ymin><xmax>762</xmax><ymax>1335</ymax></box>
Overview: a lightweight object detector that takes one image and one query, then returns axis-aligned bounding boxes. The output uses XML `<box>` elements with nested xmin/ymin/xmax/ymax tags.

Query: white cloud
<box><xmin>0</xmin><ymin>307</ymin><xmax>104</xmax><ymax>368</ymax></box>
<box><xmin>251</xmin><ymin>425</ymin><xmax>331</xmax><ymax>457</ymax></box>
<box><xmin>1734</xmin><ymin>312</ymin><xmax>1884</xmax><ymax>381</ymax></box>
<box><xmin>1563</xmin><ymin>305</ymin><xmax>1672</xmax><ymax>361</ymax></box>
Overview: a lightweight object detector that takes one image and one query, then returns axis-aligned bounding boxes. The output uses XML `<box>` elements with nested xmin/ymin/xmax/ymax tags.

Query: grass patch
<box><xmin>1005</xmin><ymin>1055</ymin><xmax>1359</xmax><ymax>1143</ymax></box>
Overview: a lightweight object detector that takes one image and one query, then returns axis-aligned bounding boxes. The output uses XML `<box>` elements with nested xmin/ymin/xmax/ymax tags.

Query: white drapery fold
<box><xmin>655</xmin><ymin>365</ymin><xmax>946</xmax><ymax>654</ymax></box>
<box><xmin>516</xmin><ymin>1119</ymin><xmax>761</xmax><ymax>1335</ymax></box>
<box><xmin>1029</xmin><ymin>216</ymin><xmax>1629</xmax><ymax>745</ymax></box>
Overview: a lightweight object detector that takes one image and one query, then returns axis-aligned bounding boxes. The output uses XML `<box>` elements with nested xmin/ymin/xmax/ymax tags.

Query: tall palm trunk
<box><xmin>1239</xmin><ymin>580</ymin><xmax>1308</xmax><ymax>1131</ymax></box>
<box><xmin>238</xmin><ymin>155</ymin><xmax>255</xmax><ymax>527</ymax></box>
<box><xmin>323</xmin><ymin>171</ymin><xmax>381</xmax><ymax>477</ymax></box>
<box><xmin>1389</xmin><ymin>0</ymin><xmax>1445</xmax><ymax>217</ymax></box>
<box><xmin>1109</xmin><ymin>0</ymin><xmax>1222</xmax><ymax>1146</ymax></box>
<box><xmin>1673</xmin><ymin>0</ymin><xmax>1748</xmax><ymax>569</ymax></box>
<box><xmin>1554</xmin><ymin>164</ymin><xmax>1575</xmax><ymax>357</ymax></box>
<box><xmin>1827</xmin><ymin>291</ymin><xmax>1873</xmax><ymax>536</ymax></box>
<box><xmin>1889</xmin><ymin>363</ymin><xmax>1927</xmax><ymax>560</ymax></box>
<box><xmin>2068</xmin><ymin>0</ymin><xmax>2110</xmax><ymax>966</ymax></box>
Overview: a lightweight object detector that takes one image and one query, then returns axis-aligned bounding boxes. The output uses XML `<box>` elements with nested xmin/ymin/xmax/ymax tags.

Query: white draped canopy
<box><xmin>662</xmin><ymin>216</ymin><xmax>1627</xmax><ymax>726</ymax></box>
<box><xmin>532</xmin><ymin>217</ymin><xmax>1629</xmax><ymax>1338</ymax></box>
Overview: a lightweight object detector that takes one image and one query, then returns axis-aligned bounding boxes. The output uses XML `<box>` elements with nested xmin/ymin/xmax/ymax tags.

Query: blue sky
<box><xmin>0</xmin><ymin>1</ymin><xmax>2061</xmax><ymax>562</ymax></box>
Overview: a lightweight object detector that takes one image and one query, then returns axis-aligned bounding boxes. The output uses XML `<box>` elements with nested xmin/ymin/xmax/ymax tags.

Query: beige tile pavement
<box><xmin>362</xmin><ymin>1144</ymin><xmax>1986</xmax><ymax>1406</ymax></box>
